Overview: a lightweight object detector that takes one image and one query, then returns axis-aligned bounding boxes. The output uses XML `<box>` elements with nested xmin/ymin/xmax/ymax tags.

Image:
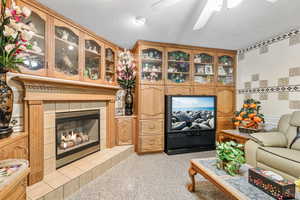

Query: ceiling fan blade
<box><xmin>151</xmin><ymin>0</ymin><xmax>182</xmax><ymax>9</ymax></box>
<box><xmin>193</xmin><ymin>0</ymin><xmax>223</xmax><ymax>30</ymax></box>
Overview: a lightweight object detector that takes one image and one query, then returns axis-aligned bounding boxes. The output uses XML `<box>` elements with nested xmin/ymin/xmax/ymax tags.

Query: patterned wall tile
<box><xmin>289</xmin><ymin>67</ymin><xmax>300</xmax><ymax>77</ymax></box>
<box><xmin>244</xmin><ymin>82</ymin><xmax>251</xmax><ymax>89</ymax></box>
<box><xmin>259</xmin><ymin>80</ymin><xmax>268</xmax><ymax>88</ymax></box>
<box><xmin>259</xmin><ymin>46</ymin><xmax>269</xmax><ymax>54</ymax></box>
<box><xmin>278</xmin><ymin>92</ymin><xmax>289</xmax><ymax>100</ymax></box>
<box><xmin>252</xmin><ymin>74</ymin><xmax>259</xmax><ymax>81</ymax></box>
<box><xmin>259</xmin><ymin>93</ymin><xmax>268</xmax><ymax>101</ymax></box>
<box><xmin>289</xmin><ymin>100</ymin><xmax>300</xmax><ymax>109</ymax></box>
<box><xmin>278</xmin><ymin>77</ymin><xmax>289</xmax><ymax>86</ymax></box>
<box><xmin>289</xmin><ymin>34</ymin><xmax>300</xmax><ymax>46</ymax></box>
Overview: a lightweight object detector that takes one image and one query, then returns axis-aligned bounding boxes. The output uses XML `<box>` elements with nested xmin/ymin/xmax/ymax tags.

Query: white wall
<box><xmin>237</xmin><ymin>35</ymin><xmax>300</xmax><ymax>128</ymax></box>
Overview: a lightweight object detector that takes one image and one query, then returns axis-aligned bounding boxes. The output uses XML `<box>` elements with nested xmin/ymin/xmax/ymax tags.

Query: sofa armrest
<box><xmin>249</xmin><ymin>132</ymin><xmax>287</xmax><ymax>147</ymax></box>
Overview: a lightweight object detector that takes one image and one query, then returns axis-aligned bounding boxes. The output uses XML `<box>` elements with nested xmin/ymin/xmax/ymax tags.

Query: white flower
<box><xmin>3</xmin><ymin>25</ymin><xmax>17</xmax><ymax>37</ymax></box>
<box><xmin>21</xmin><ymin>30</ymin><xmax>33</xmax><ymax>41</ymax></box>
<box><xmin>9</xmin><ymin>20</ymin><xmax>22</xmax><ymax>31</ymax></box>
<box><xmin>5</xmin><ymin>8</ymin><xmax>12</xmax><ymax>17</ymax></box>
<box><xmin>5</xmin><ymin>44</ymin><xmax>15</xmax><ymax>53</ymax></box>
<box><xmin>22</xmin><ymin>6</ymin><xmax>31</xmax><ymax>18</ymax></box>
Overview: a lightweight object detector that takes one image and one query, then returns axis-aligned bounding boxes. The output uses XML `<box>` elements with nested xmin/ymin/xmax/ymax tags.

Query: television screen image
<box><xmin>171</xmin><ymin>96</ymin><xmax>215</xmax><ymax>131</ymax></box>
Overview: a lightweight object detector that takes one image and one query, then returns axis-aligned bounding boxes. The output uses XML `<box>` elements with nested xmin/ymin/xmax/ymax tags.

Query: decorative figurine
<box><xmin>61</xmin><ymin>30</ymin><xmax>69</xmax><ymax>41</ymax></box>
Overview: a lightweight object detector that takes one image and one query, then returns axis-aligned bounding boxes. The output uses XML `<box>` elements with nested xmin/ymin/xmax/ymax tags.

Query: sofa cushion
<box><xmin>290</xmin><ymin>111</ymin><xmax>300</xmax><ymax>127</ymax></box>
<box><xmin>257</xmin><ymin>147</ymin><xmax>300</xmax><ymax>179</ymax></box>
<box><xmin>278</xmin><ymin>114</ymin><xmax>291</xmax><ymax>134</ymax></box>
<box><xmin>250</xmin><ymin>132</ymin><xmax>287</xmax><ymax>147</ymax></box>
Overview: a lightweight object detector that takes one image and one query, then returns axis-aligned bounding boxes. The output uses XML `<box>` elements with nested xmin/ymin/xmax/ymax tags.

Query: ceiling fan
<box><xmin>151</xmin><ymin>0</ymin><xmax>278</xmax><ymax>30</ymax></box>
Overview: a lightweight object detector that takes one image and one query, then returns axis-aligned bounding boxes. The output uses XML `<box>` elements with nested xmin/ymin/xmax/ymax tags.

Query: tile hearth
<box><xmin>27</xmin><ymin>145</ymin><xmax>134</xmax><ymax>200</ymax></box>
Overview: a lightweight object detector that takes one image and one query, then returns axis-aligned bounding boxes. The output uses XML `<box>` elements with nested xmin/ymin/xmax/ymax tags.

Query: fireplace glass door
<box><xmin>56</xmin><ymin>110</ymin><xmax>100</xmax><ymax>168</ymax></box>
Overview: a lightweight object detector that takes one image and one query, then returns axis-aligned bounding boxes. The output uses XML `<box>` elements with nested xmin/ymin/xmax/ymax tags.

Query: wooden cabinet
<box><xmin>105</xmin><ymin>46</ymin><xmax>116</xmax><ymax>83</ymax></box>
<box><xmin>139</xmin><ymin>85</ymin><xmax>164</xmax><ymax>119</ymax></box>
<box><xmin>216</xmin><ymin>87</ymin><xmax>235</xmax><ymax>117</ymax></box>
<box><xmin>17</xmin><ymin>2</ymin><xmax>48</xmax><ymax>76</ymax></box>
<box><xmin>84</xmin><ymin>35</ymin><xmax>103</xmax><ymax>82</ymax></box>
<box><xmin>139</xmin><ymin>46</ymin><xmax>164</xmax><ymax>85</ymax></box>
<box><xmin>16</xmin><ymin>0</ymin><xmax>119</xmax><ymax>86</ymax></box>
<box><xmin>115</xmin><ymin>116</ymin><xmax>136</xmax><ymax>145</ymax></box>
<box><xmin>166</xmin><ymin>49</ymin><xmax>191</xmax><ymax>85</ymax></box>
<box><xmin>133</xmin><ymin>41</ymin><xmax>237</xmax><ymax>154</ymax></box>
<box><xmin>0</xmin><ymin>133</ymin><xmax>28</xmax><ymax>160</ymax></box>
<box><xmin>193</xmin><ymin>52</ymin><xmax>215</xmax><ymax>86</ymax></box>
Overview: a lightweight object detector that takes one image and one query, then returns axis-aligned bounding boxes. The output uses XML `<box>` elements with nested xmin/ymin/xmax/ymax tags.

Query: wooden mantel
<box><xmin>9</xmin><ymin>72</ymin><xmax>120</xmax><ymax>185</ymax></box>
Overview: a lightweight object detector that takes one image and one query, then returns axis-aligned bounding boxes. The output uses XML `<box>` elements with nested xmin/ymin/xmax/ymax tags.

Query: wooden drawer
<box><xmin>140</xmin><ymin>119</ymin><xmax>164</xmax><ymax>136</ymax></box>
<box><xmin>165</xmin><ymin>86</ymin><xmax>192</xmax><ymax>95</ymax></box>
<box><xmin>139</xmin><ymin>135</ymin><xmax>164</xmax><ymax>153</ymax></box>
<box><xmin>3</xmin><ymin>177</ymin><xmax>27</xmax><ymax>200</ymax></box>
<box><xmin>0</xmin><ymin>135</ymin><xmax>28</xmax><ymax>160</ymax></box>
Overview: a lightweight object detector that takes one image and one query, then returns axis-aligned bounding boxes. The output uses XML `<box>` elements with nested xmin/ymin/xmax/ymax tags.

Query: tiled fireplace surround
<box><xmin>8</xmin><ymin>73</ymin><xmax>134</xmax><ymax>200</ymax></box>
<box><xmin>43</xmin><ymin>101</ymin><xmax>107</xmax><ymax>176</ymax></box>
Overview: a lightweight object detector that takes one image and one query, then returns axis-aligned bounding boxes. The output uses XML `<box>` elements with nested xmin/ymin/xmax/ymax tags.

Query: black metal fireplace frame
<box><xmin>55</xmin><ymin>109</ymin><xmax>101</xmax><ymax>165</ymax></box>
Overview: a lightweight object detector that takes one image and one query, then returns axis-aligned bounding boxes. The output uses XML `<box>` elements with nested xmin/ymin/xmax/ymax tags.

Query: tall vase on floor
<box><xmin>117</xmin><ymin>49</ymin><xmax>136</xmax><ymax>116</ymax></box>
<box><xmin>125</xmin><ymin>88</ymin><xmax>133</xmax><ymax>115</ymax></box>
<box><xmin>0</xmin><ymin>70</ymin><xmax>14</xmax><ymax>139</ymax></box>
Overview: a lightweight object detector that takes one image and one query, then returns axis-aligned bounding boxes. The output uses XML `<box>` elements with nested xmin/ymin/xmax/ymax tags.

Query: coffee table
<box><xmin>187</xmin><ymin>158</ymin><xmax>300</xmax><ymax>200</ymax></box>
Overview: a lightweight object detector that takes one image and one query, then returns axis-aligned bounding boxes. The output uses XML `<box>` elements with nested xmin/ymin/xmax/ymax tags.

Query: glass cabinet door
<box><xmin>20</xmin><ymin>7</ymin><xmax>46</xmax><ymax>75</ymax></box>
<box><xmin>105</xmin><ymin>47</ymin><xmax>115</xmax><ymax>83</ymax></box>
<box><xmin>167</xmin><ymin>50</ymin><xmax>190</xmax><ymax>83</ymax></box>
<box><xmin>217</xmin><ymin>55</ymin><xmax>234</xmax><ymax>85</ymax></box>
<box><xmin>84</xmin><ymin>39</ymin><xmax>101</xmax><ymax>81</ymax></box>
<box><xmin>54</xmin><ymin>21</ymin><xmax>79</xmax><ymax>78</ymax></box>
<box><xmin>193</xmin><ymin>53</ymin><xmax>214</xmax><ymax>84</ymax></box>
<box><xmin>141</xmin><ymin>47</ymin><xmax>163</xmax><ymax>83</ymax></box>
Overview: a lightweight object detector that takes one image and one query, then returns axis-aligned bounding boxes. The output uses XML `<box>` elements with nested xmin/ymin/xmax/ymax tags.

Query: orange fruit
<box><xmin>250</xmin><ymin>104</ymin><xmax>257</xmax><ymax>108</ymax></box>
<box><xmin>236</xmin><ymin>116</ymin><xmax>243</xmax><ymax>121</ymax></box>
<box><xmin>248</xmin><ymin>113</ymin><xmax>256</xmax><ymax>118</ymax></box>
<box><xmin>240</xmin><ymin>112</ymin><xmax>246</xmax><ymax>116</ymax></box>
<box><xmin>243</xmin><ymin>104</ymin><xmax>249</xmax><ymax>108</ymax></box>
<box><xmin>253</xmin><ymin>117</ymin><xmax>262</xmax><ymax>123</ymax></box>
<box><xmin>234</xmin><ymin>122</ymin><xmax>240</xmax><ymax>127</ymax></box>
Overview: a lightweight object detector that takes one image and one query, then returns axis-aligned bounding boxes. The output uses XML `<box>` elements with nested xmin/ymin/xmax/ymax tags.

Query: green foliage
<box><xmin>216</xmin><ymin>141</ymin><xmax>246</xmax><ymax>176</ymax></box>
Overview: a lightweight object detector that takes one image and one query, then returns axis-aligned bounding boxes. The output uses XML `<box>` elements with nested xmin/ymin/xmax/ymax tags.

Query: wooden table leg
<box><xmin>187</xmin><ymin>167</ymin><xmax>197</xmax><ymax>192</ymax></box>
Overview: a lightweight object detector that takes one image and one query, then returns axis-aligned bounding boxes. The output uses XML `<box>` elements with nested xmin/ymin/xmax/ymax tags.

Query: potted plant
<box><xmin>233</xmin><ymin>99</ymin><xmax>265</xmax><ymax>133</ymax></box>
<box><xmin>216</xmin><ymin>141</ymin><xmax>246</xmax><ymax>176</ymax></box>
<box><xmin>0</xmin><ymin>0</ymin><xmax>33</xmax><ymax>138</ymax></box>
<box><xmin>117</xmin><ymin>49</ymin><xmax>136</xmax><ymax>115</ymax></box>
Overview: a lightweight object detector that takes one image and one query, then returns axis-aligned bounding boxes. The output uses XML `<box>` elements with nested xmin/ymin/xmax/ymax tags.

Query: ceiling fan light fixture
<box><xmin>133</xmin><ymin>16</ymin><xmax>146</xmax><ymax>26</ymax></box>
<box><xmin>227</xmin><ymin>0</ymin><xmax>244</xmax><ymax>8</ymax></box>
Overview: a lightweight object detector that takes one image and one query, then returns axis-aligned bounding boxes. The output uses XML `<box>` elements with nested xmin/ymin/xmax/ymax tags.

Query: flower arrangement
<box><xmin>117</xmin><ymin>49</ymin><xmax>136</xmax><ymax>90</ymax></box>
<box><xmin>0</xmin><ymin>0</ymin><xmax>33</xmax><ymax>72</ymax></box>
<box><xmin>216</xmin><ymin>141</ymin><xmax>245</xmax><ymax>176</ymax></box>
<box><xmin>233</xmin><ymin>99</ymin><xmax>265</xmax><ymax>131</ymax></box>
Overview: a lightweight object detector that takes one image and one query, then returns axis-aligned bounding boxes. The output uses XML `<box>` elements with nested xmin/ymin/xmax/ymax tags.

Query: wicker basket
<box><xmin>238</xmin><ymin>127</ymin><xmax>261</xmax><ymax>134</ymax></box>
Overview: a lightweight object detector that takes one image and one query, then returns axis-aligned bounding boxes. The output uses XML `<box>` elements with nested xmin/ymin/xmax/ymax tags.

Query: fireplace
<box><xmin>56</xmin><ymin>110</ymin><xmax>100</xmax><ymax>168</ymax></box>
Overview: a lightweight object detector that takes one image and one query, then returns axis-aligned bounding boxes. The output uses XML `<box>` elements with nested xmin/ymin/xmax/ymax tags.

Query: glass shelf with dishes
<box><xmin>105</xmin><ymin>48</ymin><xmax>116</xmax><ymax>83</ymax></box>
<box><xmin>84</xmin><ymin>40</ymin><xmax>101</xmax><ymax>81</ymax></box>
<box><xmin>167</xmin><ymin>51</ymin><xmax>190</xmax><ymax>83</ymax></box>
<box><xmin>19</xmin><ymin>10</ymin><xmax>46</xmax><ymax>74</ymax></box>
<box><xmin>54</xmin><ymin>25</ymin><xmax>79</xmax><ymax>77</ymax></box>
<box><xmin>141</xmin><ymin>48</ymin><xmax>163</xmax><ymax>82</ymax></box>
<box><xmin>194</xmin><ymin>53</ymin><xmax>215</xmax><ymax>84</ymax></box>
<box><xmin>218</xmin><ymin>55</ymin><xmax>234</xmax><ymax>85</ymax></box>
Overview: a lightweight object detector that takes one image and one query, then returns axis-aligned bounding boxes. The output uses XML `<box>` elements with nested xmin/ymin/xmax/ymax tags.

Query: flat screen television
<box><xmin>166</xmin><ymin>96</ymin><xmax>216</xmax><ymax>133</ymax></box>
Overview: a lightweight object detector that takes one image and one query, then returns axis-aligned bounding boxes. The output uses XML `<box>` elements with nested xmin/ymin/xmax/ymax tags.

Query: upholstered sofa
<box><xmin>245</xmin><ymin>111</ymin><xmax>300</xmax><ymax>181</ymax></box>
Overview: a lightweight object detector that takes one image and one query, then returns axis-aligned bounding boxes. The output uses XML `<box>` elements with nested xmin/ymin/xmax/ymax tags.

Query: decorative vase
<box><xmin>124</xmin><ymin>88</ymin><xmax>133</xmax><ymax>116</ymax></box>
<box><xmin>0</xmin><ymin>70</ymin><xmax>14</xmax><ymax>139</ymax></box>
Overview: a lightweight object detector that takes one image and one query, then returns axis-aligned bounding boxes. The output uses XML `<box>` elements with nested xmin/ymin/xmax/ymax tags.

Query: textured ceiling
<box><xmin>36</xmin><ymin>0</ymin><xmax>300</xmax><ymax>50</ymax></box>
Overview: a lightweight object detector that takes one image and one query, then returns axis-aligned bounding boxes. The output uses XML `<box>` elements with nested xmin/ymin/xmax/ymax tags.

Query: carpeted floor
<box><xmin>67</xmin><ymin>151</ymin><xmax>231</xmax><ymax>200</ymax></box>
